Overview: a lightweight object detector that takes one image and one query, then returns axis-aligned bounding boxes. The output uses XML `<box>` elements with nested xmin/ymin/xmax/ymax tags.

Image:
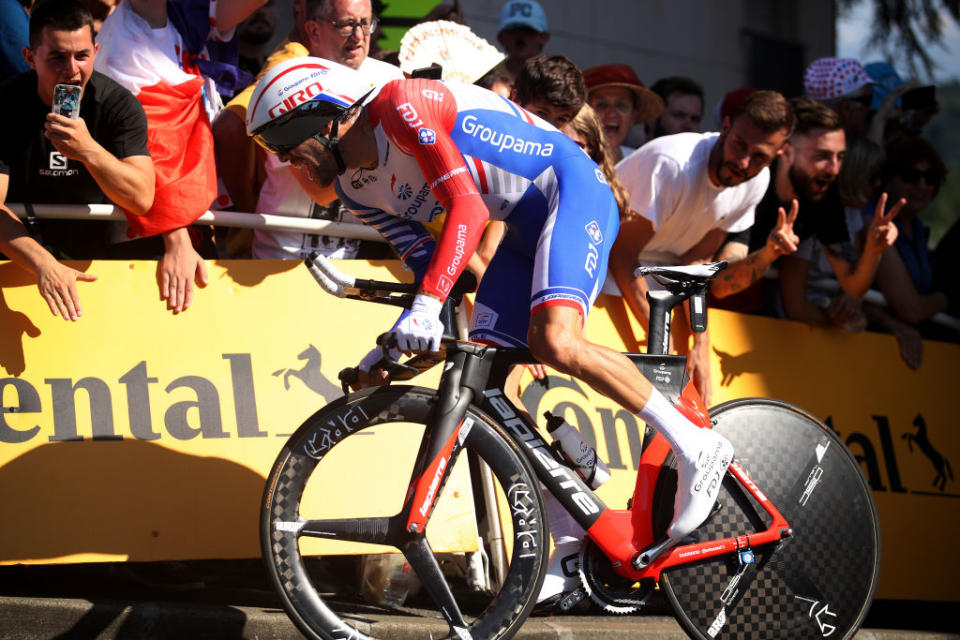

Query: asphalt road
<box><xmin>0</xmin><ymin>561</ymin><xmax>956</xmax><ymax>639</ymax></box>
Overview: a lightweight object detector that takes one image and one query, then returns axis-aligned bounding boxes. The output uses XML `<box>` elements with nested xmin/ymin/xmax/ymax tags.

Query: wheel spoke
<box><xmin>403</xmin><ymin>537</ymin><xmax>469</xmax><ymax>631</ymax></box>
<box><xmin>295</xmin><ymin>517</ymin><xmax>392</xmax><ymax>545</ymax></box>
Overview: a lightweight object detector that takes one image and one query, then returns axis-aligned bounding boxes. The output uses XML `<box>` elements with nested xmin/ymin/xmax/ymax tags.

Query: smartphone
<box><xmin>52</xmin><ymin>83</ymin><xmax>83</xmax><ymax>119</ymax></box>
<box><xmin>901</xmin><ymin>85</ymin><xmax>936</xmax><ymax>111</ymax></box>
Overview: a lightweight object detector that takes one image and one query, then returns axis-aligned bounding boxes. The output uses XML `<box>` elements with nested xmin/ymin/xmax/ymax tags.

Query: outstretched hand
<box><xmin>864</xmin><ymin>192</ymin><xmax>904</xmax><ymax>253</ymax></box>
<box><xmin>765</xmin><ymin>199</ymin><xmax>799</xmax><ymax>257</ymax></box>
<box><xmin>37</xmin><ymin>260</ymin><xmax>98</xmax><ymax>321</ymax></box>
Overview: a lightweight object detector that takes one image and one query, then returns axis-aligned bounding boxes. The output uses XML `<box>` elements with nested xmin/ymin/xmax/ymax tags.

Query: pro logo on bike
<box><xmin>302</xmin><ymin>405</ymin><xmax>370</xmax><ymax>460</ymax></box>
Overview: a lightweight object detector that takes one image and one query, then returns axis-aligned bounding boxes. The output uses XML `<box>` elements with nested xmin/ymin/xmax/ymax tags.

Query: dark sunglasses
<box><xmin>899</xmin><ymin>167</ymin><xmax>944</xmax><ymax>186</ymax></box>
<box><xmin>253</xmin><ymin>100</ymin><xmax>342</xmax><ymax>154</ymax></box>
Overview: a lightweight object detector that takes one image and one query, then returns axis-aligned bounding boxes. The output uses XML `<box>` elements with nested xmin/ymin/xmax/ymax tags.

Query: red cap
<box><xmin>583</xmin><ymin>64</ymin><xmax>663</xmax><ymax>123</ymax></box>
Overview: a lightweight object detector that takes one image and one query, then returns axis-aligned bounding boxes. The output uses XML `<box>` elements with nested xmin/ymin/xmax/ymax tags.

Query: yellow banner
<box><xmin>0</xmin><ymin>260</ymin><xmax>475</xmax><ymax>564</ymax></box>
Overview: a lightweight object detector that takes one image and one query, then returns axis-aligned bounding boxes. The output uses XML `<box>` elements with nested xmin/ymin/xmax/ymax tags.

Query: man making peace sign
<box><xmin>713</xmin><ymin>95</ymin><xmax>903</xmax><ymax>328</ymax></box>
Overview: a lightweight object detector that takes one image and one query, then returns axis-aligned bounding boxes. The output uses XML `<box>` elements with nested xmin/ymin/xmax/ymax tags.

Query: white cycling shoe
<box><xmin>667</xmin><ymin>429</ymin><xmax>734</xmax><ymax>541</ymax></box>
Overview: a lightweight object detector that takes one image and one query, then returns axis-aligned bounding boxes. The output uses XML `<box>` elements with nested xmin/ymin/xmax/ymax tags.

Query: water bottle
<box><xmin>359</xmin><ymin>554</ymin><xmax>420</xmax><ymax>607</ymax></box>
<box><xmin>544</xmin><ymin>411</ymin><xmax>610</xmax><ymax>489</ymax></box>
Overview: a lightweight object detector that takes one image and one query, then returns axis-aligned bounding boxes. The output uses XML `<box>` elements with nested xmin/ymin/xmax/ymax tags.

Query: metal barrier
<box><xmin>8</xmin><ymin>202</ymin><xmax>958</xmax><ymax>333</ymax></box>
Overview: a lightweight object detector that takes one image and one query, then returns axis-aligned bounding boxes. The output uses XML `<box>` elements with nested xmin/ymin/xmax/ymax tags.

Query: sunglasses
<box><xmin>312</xmin><ymin>16</ymin><xmax>378</xmax><ymax>37</ymax></box>
<box><xmin>899</xmin><ymin>167</ymin><xmax>944</xmax><ymax>186</ymax></box>
<box><xmin>253</xmin><ymin>100</ymin><xmax>342</xmax><ymax>154</ymax></box>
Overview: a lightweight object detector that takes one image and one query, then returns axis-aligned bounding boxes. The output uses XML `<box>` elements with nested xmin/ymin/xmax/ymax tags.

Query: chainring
<box><xmin>578</xmin><ymin>539</ymin><xmax>656</xmax><ymax>614</ymax></box>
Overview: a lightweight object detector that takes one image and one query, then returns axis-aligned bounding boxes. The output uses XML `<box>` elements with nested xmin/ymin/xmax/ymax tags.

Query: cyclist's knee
<box><xmin>528</xmin><ymin>309</ymin><xmax>585</xmax><ymax>375</ymax></box>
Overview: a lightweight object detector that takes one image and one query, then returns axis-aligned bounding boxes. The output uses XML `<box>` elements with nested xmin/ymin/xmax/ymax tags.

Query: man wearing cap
<box><xmin>803</xmin><ymin>56</ymin><xmax>874</xmax><ymax>137</ymax></box>
<box><xmin>610</xmin><ymin>90</ymin><xmax>794</xmax><ymax>405</ymax></box>
<box><xmin>493</xmin><ymin>0</ymin><xmax>550</xmax><ymax>84</ymax></box>
<box><xmin>583</xmin><ymin>63</ymin><xmax>663</xmax><ymax>164</ymax></box>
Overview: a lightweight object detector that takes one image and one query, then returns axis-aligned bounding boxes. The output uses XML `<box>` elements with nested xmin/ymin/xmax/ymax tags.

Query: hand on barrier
<box><xmin>160</xmin><ymin>228</ymin><xmax>209</xmax><ymax>313</ymax></box>
<box><xmin>393</xmin><ymin>294</ymin><xmax>443</xmax><ymax>353</ymax></box>
<box><xmin>37</xmin><ymin>258</ymin><xmax>98</xmax><ymax>321</ymax></box>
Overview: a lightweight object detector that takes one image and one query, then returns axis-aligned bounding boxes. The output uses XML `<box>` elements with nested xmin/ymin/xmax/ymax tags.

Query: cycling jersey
<box><xmin>335</xmin><ymin>78</ymin><xmax>619</xmax><ymax>346</ymax></box>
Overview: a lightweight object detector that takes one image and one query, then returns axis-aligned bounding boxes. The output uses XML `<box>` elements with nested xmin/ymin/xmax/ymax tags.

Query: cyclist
<box><xmin>247</xmin><ymin>56</ymin><xmax>733</xmax><ymax>605</ymax></box>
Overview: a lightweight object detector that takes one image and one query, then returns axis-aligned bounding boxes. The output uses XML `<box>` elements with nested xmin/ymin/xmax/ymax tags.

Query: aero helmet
<box><xmin>247</xmin><ymin>57</ymin><xmax>375</xmax><ymax>171</ymax></box>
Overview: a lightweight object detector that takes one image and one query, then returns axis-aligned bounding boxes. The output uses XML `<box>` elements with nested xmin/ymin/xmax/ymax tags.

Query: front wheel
<box><xmin>261</xmin><ymin>385</ymin><xmax>548</xmax><ymax>640</ymax></box>
<box><xmin>657</xmin><ymin>398</ymin><xmax>881</xmax><ymax>639</ymax></box>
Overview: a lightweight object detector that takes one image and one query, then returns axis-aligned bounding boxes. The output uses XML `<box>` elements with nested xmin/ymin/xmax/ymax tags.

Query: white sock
<box><xmin>537</xmin><ymin>489</ymin><xmax>585</xmax><ymax>603</ymax></box>
<box><xmin>636</xmin><ymin>387</ymin><xmax>699</xmax><ymax>463</ymax></box>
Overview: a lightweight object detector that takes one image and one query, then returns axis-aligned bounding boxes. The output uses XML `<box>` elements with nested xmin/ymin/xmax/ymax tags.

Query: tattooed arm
<box><xmin>712</xmin><ymin>199</ymin><xmax>799</xmax><ymax>299</ymax></box>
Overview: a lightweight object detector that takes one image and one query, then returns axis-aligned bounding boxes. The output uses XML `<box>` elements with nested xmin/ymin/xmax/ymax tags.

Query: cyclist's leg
<box><xmin>523</xmin><ymin>170</ymin><xmax>732</xmax><ymax>543</ymax></box>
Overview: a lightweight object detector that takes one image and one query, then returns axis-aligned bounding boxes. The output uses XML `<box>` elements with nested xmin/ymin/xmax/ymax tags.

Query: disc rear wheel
<box><xmin>656</xmin><ymin>398</ymin><xmax>881</xmax><ymax>639</ymax></box>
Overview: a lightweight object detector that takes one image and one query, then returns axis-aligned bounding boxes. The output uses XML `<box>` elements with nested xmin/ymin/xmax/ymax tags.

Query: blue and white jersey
<box><xmin>335</xmin><ymin>78</ymin><xmax>619</xmax><ymax>346</ymax></box>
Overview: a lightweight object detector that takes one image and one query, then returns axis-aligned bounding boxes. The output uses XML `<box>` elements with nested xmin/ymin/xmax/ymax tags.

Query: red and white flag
<box><xmin>94</xmin><ymin>0</ymin><xmax>219</xmax><ymax>238</ymax></box>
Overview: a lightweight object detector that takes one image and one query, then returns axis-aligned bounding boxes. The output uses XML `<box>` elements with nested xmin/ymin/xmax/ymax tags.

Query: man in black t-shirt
<box><xmin>0</xmin><ymin>0</ymin><xmax>153</xmax><ymax>320</ymax></box>
<box><xmin>712</xmin><ymin>96</ymin><xmax>902</xmax><ymax>328</ymax></box>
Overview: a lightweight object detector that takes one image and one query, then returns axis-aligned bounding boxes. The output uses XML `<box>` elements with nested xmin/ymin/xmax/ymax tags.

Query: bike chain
<box><xmin>578</xmin><ymin>539</ymin><xmax>656</xmax><ymax>614</ymax></box>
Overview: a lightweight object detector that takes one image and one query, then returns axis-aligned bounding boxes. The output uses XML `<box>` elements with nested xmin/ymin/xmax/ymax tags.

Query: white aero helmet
<box><xmin>247</xmin><ymin>56</ymin><xmax>376</xmax><ymax>167</ymax></box>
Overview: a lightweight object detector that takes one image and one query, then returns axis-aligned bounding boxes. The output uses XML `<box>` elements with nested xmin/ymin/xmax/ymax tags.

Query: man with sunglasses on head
<box><xmin>213</xmin><ymin>0</ymin><xmax>400</xmax><ymax>259</ymax></box>
<box><xmin>247</xmin><ymin>56</ymin><xmax>736</xmax><ymax>609</ymax></box>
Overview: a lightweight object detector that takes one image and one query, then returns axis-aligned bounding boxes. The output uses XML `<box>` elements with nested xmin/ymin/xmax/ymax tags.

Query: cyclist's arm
<box><xmin>376</xmin><ymin>79</ymin><xmax>488</xmax><ymax>302</ymax></box>
<box><xmin>336</xmin><ymin>186</ymin><xmax>436</xmax><ymax>279</ymax></box>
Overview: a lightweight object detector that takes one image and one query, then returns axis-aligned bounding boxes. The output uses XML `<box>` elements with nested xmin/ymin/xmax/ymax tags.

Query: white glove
<box><xmin>393</xmin><ymin>294</ymin><xmax>444</xmax><ymax>352</ymax></box>
<box><xmin>358</xmin><ymin>346</ymin><xmax>385</xmax><ymax>373</ymax></box>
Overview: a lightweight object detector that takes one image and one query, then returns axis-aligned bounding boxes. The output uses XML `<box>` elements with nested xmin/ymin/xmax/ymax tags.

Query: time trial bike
<box><xmin>260</xmin><ymin>253</ymin><xmax>881</xmax><ymax>640</ymax></box>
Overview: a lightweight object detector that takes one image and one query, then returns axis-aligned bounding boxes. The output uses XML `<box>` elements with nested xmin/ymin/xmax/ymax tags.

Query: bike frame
<box><xmin>306</xmin><ymin>253</ymin><xmax>792</xmax><ymax>587</ymax></box>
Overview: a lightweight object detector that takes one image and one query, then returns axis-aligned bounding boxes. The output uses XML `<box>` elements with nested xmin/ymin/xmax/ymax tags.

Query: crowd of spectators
<box><xmin>0</xmin><ymin>0</ymin><xmax>956</xmax><ymax>373</ymax></box>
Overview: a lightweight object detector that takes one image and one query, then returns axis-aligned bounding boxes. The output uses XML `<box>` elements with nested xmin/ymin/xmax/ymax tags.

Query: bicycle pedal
<box><xmin>557</xmin><ymin>586</ymin><xmax>587</xmax><ymax>612</ymax></box>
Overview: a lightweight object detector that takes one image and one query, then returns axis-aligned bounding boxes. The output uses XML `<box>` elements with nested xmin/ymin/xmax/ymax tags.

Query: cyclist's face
<box><xmin>282</xmin><ymin>133</ymin><xmax>339</xmax><ymax>187</ymax></box>
<box><xmin>588</xmin><ymin>87</ymin><xmax>637</xmax><ymax>150</ymax></box>
<box><xmin>785</xmin><ymin>128</ymin><xmax>845</xmax><ymax>202</ymax></box>
<box><xmin>711</xmin><ymin>116</ymin><xmax>788</xmax><ymax>187</ymax></box>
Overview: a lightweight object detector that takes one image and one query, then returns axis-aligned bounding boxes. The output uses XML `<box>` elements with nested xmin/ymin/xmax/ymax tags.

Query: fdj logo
<box><xmin>585</xmin><ymin>220</ymin><xmax>603</xmax><ymax>245</ymax></box>
<box><xmin>418</xmin><ymin>128</ymin><xmax>436</xmax><ymax>145</ymax></box>
<box><xmin>49</xmin><ymin>152</ymin><xmax>68</xmax><ymax>170</ymax></box>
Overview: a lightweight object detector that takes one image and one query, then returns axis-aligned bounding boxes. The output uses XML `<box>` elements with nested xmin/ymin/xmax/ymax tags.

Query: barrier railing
<box><xmin>8</xmin><ymin>203</ymin><xmax>958</xmax><ymax>333</ymax></box>
<box><xmin>7</xmin><ymin>203</ymin><xmax>385</xmax><ymax>242</ymax></box>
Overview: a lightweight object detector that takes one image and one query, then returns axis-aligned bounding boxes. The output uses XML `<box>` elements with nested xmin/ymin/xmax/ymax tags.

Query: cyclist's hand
<box><xmin>394</xmin><ymin>294</ymin><xmax>444</xmax><ymax>353</ymax></box>
<box><xmin>352</xmin><ymin>346</ymin><xmax>392</xmax><ymax>390</ymax></box>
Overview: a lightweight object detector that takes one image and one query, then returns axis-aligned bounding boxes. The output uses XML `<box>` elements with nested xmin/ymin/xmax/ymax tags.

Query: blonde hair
<box><xmin>566</xmin><ymin>104</ymin><xmax>631</xmax><ymax>218</ymax></box>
